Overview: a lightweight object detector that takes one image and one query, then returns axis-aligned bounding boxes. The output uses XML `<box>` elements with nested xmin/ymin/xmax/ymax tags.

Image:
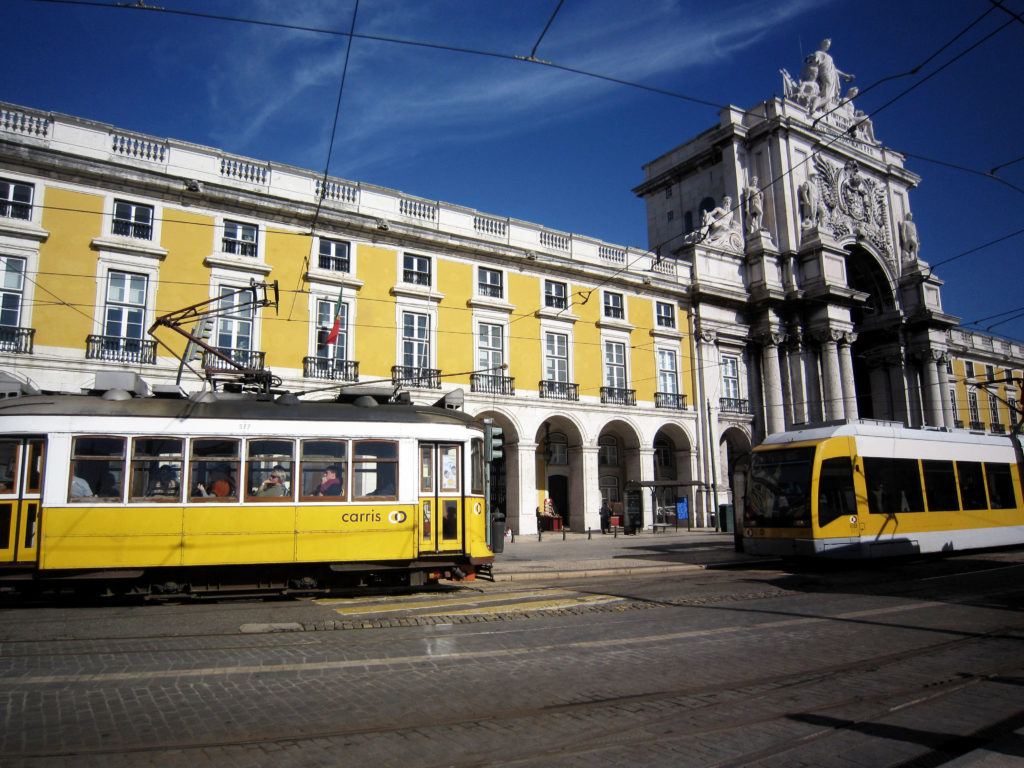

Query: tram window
<box><xmin>70</xmin><ymin>436</ymin><xmax>125</xmax><ymax>502</ymax></box>
<box><xmin>420</xmin><ymin>445</ymin><xmax>434</xmax><ymax>493</ymax></box>
<box><xmin>985</xmin><ymin>463</ymin><xmax>1017</xmax><ymax>509</ymax></box>
<box><xmin>863</xmin><ymin>457</ymin><xmax>925</xmax><ymax>515</ymax></box>
<box><xmin>246</xmin><ymin>439</ymin><xmax>294</xmax><ymax>501</ymax></box>
<box><xmin>25</xmin><ymin>440</ymin><xmax>43</xmax><ymax>493</ymax></box>
<box><xmin>471</xmin><ymin>439</ymin><xmax>483</xmax><ymax>495</ymax></box>
<box><xmin>0</xmin><ymin>441</ymin><xmax>18</xmax><ymax>494</ymax></box>
<box><xmin>353</xmin><ymin>441</ymin><xmax>397</xmax><ymax>500</ymax></box>
<box><xmin>746</xmin><ymin>447</ymin><xmax>813</xmax><ymax>527</ymax></box>
<box><xmin>301</xmin><ymin>440</ymin><xmax>347</xmax><ymax>500</ymax></box>
<box><xmin>956</xmin><ymin>461</ymin><xmax>987</xmax><ymax>511</ymax></box>
<box><xmin>817</xmin><ymin>457</ymin><xmax>855</xmax><ymax>527</ymax></box>
<box><xmin>130</xmin><ymin>438</ymin><xmax>183</xmax><ymax>502</ymax></box>
<box><xmin>440</xmin><ymin>445</ymin><xmax>460</xmax><ymax>492</ymax></box>
<box><xmin>189</xmin><ymin>439</ymin><xmax>239</xmax><ymax>501</ymax></box>
<box><xmin>442</xmin><ymin>499</ymin><xmax>459</xmax><ymax>539</ymax></box>
<box><xmin>922</xmin><ymin>459</ymin><xmax>959</xmax><ymax>512</ymax></box>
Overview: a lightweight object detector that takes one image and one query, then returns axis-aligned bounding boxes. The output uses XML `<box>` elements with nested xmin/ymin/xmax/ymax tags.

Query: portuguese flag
<box><xmin>324</xmin><ymin>286</ymin><xmax>343</xmax><ymax>346</ymax></box>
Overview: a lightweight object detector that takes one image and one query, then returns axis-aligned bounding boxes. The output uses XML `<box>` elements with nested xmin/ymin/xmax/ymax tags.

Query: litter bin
<box><xmin>718</xmin><ymin>504</ymin><xmax>734</xmax><ymax>533</ymax></box>
<box><xmin>491</xmin><ymin>513</ymin><xmax>506</xmax><ymax>553</ymax></box>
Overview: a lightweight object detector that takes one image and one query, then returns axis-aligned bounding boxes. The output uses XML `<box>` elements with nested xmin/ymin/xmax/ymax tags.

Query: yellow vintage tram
<box><xmin>0</xmin><ymin>388</ymin><xmax>493</xmax><ymax>595</ymax></box>
<box><xmin>743</xmin><ymin>421</ymin><xmax>1024</xmax><ymax>558</ymax></box>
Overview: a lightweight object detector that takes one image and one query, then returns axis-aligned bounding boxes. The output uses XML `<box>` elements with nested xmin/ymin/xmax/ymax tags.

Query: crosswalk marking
<box><xmin>419</xmin><ymin>594</ymin><xmax>623</xmax><ymax>616</ymax></box>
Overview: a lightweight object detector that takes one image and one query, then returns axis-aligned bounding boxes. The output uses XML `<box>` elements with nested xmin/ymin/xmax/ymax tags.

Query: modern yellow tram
<box><xmin>743</xmin><ymin>421</ymin><xmax>1024</xmax><ymax>558</ymax></box>
<box><xmin>0</xmin><ymin>389</ymin><xmax>495</xmax><ymax>595</ymax></box>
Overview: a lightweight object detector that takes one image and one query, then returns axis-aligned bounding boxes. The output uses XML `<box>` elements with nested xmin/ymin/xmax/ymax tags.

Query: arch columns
<box><xmin>918</xmin><ymin>348</ymin><xmax>947</xmax><ymax>428</ymax></box>
<box><xmin>838</xmin><ymin>332</ymin><xmax>859</xmax><ymax>420</ymax></box>
<box><xmin>759</xmin><ymin>331</ymin><xmax>786</xmax><ymax>434</ymax></box>
<box><xmin>816</xmin><ymin>329</ymin><xmax>845</xmax><ymax>421</ymax></box>
<box><xmin>514</xmin><ymin>441</ymin><xmax>539</xmax><ymax>535</ymax></box>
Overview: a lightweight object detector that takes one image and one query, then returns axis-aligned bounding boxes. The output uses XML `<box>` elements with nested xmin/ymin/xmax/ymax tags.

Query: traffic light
<box><xmin>485</xmin><ymin>424</ymin><xmax>504</xmax><ymax>462</ymax></box>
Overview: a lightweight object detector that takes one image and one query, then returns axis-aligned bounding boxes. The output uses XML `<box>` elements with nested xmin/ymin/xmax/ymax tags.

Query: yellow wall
<box><xmin>573</xmin><ymin>283</ymin><xmax>602</xmax><ymax>397</ymax></box>
<box><xmin>437</xmin><ymin>259</ymin><xmax>473</xmax><ymax>385</ymax></box>
<box><xmin>35</xmin><ymin>189</ymin><xmax>102</xmax><ymax>348</ymax></box>
<box><xmin>508</xmin><ymin>272</ymin><xmax>541</xmax><ymax>391</ymax></box>
<box><xmin>263</xmin><ymin>228</ymin><xmax>311</xmax><ymax>369</ymax></box>
<box><xmin>627</xmin><ymin>296</ymin><xmax>655</xmax><ymax>400</ymax></box>
<box><xmin>354</xmin><ymin>244</ymin><xmax>397</xmax><ymax>379</ymax></box>
<box><xmin>155</xmin><ymin>208</ymin><xmax>217</xmax><ymax>358</ymax></box>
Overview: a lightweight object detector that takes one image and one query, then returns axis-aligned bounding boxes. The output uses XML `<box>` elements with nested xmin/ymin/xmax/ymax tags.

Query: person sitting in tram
<box><xmin>314</xmin><ymin>466</ymin><xmax>343</xmax><ymax>496</ymax></box>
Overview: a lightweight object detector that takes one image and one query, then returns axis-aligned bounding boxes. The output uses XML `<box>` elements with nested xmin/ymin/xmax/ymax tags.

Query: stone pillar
<box><xmin>639</xmin><ymin>447</ymin><xmax>656</xmax><ymax>530</ymax></box>
<box><xmin>937</xmin><ymin>353</ymin><xmax>955</xmax><ymax>428</ymax></box>
<box><xmin>920</xmin><ymin>350</ymin><xmax>944</xmax><ymax>428</ymax></box>
<box><xmin>515</xmin><ymin>441</ymin><xmax>539</xmax><ymax>535</ymax></box>
<box><xmin>760</xmin><ymin>332</ymin><xmax>786</xmax><ymax>434</ymax></box>
<box><xmin>787</xmin><ymin>335</ymin><xmax>810</xmax><ymax>425</ymax></box>
<box><xmin>579</xmin><ymin>446</ymin><xmax>601</xmax><ymax>532</ymax></box>
<box><xmin>838</xmin><ymin>332</ymin><xmax>859</xmax><ymax>420</ymax></box>
<box><xmin>779</xmin><ymin>343</ymin><xmax>794</xmax><ymax>428</ymax></box>
<box><xmin>819</xmin><ymin>331</ymin><xmax>845</xmax><ymax>421</ymax></box>
<box><xmin>805</xmin><ymin>346</ymin><xmax>824</xmax><ymax>423</ymax></box>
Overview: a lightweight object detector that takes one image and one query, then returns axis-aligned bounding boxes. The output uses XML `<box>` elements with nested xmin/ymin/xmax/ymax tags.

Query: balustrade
<box><xmin>539</xmin><ymin>380</ymin><xmax>578</xmax><ymax>401</ymax></box>
<box><xmin>470</xmin><ymin>373</ymin><xmax>515</xmax><ymax>396</ymax></box>
<box><xmin>392</xmin><ymin>365</ymin><xmax>441</xmax><ymax>389</ymax></box>
<box><xmin>303</xmin><ymin>357</ymin><xmax>359</xmax><ymax>381</ymax></box>
<box><xmin>655</xmin><ymin>392</ymin><xmax>687</xmax><ymax>410</ymax></box>
<box><xmin>0</xmin><ymin>327</ymin><xmax>34</xmax><ymax>354</ymax></box>
<box><xmin>85</xmin><ymin>335</ymin><xmax>156</xmax><ymax>365</ymax></box>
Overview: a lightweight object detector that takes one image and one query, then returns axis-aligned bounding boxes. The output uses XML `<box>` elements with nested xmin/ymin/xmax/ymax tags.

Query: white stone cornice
<box><xmin>203</xmin><ymin>252</ymin><xmax>273</xmax><ymax>274</ymax></box>
<box><xmin>649</xmin><ymin>326</ymin><xmax>685</xmax><ymax>341</ymax></box>
<box><xmin>0</xmin><ymin>219</ymin><xmax>49</xmax><ymax>242</ymax></box>
<box><xmin>303</xmin><ymin>267</ymin><xmax>364</xmax><ymax>291</ymax></box>
<box><xmin>90</xmin><ymin>235</ymin><xmax>168</xmax><ymax>260</ymax></box>
<box><xmin>596</xmin><ymin>317</ymin><xmax>635</xmax><ymax>332</ymax></box>
<box><xmin>390</xmin><ymin>283</ymin><xmax>445</xmax><ymax>303</ymax></box>
<box><xmin>535</xmin><ymin>306</ymin><xmax>579</xmax><ymax>323</ymax></box>
<box><xmin>466</xmin><ymin>295</ymin><xmax>515</xmax><ymax>313</ymax></box>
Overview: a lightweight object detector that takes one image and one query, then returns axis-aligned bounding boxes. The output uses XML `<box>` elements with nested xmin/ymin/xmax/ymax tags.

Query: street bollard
<box><xmin>562</xmin><ymin>527</ymin><xmax>566</xmax><ymax>541</ymax></box>
<box><xmin>588</xmin><ymin>528</ymin><xmax>592</xmax><ymax>540</ymax></box>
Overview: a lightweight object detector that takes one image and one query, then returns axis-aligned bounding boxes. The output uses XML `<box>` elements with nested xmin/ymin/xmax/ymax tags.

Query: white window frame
<box><xmin>968</xmin><ymin>390</ymin><xmax>980</xmax><ymax>424</ymax></box>
<box><xmin>315</xmin><ymin>296</ymin><xmax>349</xmax><ymax>360</ymax></box>
<box><xmin>603</xmin><ymin>291</ymin><xmax>625</xmax><ymax>320</ymax></box>
<box><xmin>216</xmin><ymin>283</ymin><xmax>255</xmax><ymax>354</ymax></box>
<box><xmin>604</xmin><ymin>339</ymin><xmax>628</xmax><ymax>389</ymax></box>
<box><xmin>0</xmin><ymin>177</ymin><xmax>33</xmax><ymax>222</ymax></box>
<box><xmin>478</xmin><ymin>267</ymin><xmax>503</xmax><ymax>299</ymax></box>
<box><xmin>477</xmin><ymin>321</ymin><xmax>504</xmax><ymax>373</ymax></box>
<box><xmin>655</xmin><ymin>301</ymin><xmax>675</xmax><ymax>329</ymax></box>
<box><xmin>657</xmin><ymin>347</ymin><xmax>679</xmax><ymax>395</ymax></box>
<box><xmin>403</xmin><ymin>253</ymin><xmax>432</xmax><ymax>287</ymax></box>
<box><xmin>544</xmin><ymin>330</ymin><xmax>570</xmax><ymax>383</ymax></box>
<box><xmin>103</xmin><ymin>270</ymin><xmax>148</xmax><ymax>342</ymax></box>
<box><xmin>544</xmin><ymin>279</ymin><xmax>568</xmax><ymax>310</ymax></box>
<box><xmin>722</xmin><ymin>355</ymin><xmax>741</xmax><ymax>401</ymax></box>
<box><xmin>317</xmin><ymin>238</ymin><xmax>351</xmax><ymax>272</ymax></box>
<box><xmin>401</xmin><ymin>310</ymin><xmax>432</xmax><ymax>369</ymax></box>
<box><xmin>0</xmin><ymin>255</ymin><xmax>28</xmax><ymax>328</ymax></box>
<box><xmin>222</xmin><ymin>220</ymin><xmax>259</xmax><ymax>258</ymax></box>
<box><xmin>112</xmin><ymin>200</ymin><xmax>154</xmax><ymax>241</ymax></box>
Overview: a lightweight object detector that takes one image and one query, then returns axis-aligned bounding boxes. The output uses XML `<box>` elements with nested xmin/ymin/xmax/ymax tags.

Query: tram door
<box><xmin>0</xmin><ymin>438</ymin><xmax>45</xmax><ymax>565</ymax></box>
<box><xmin>417</xmin><ymin>443</ymin><xmax>463</xmax><ymax>554</ymax></box>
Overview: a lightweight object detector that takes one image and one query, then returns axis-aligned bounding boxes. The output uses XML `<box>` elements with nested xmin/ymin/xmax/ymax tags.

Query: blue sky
<box><xmin>4</xmin><ymin>0</ymin><xmax>1024</xmax><ymax>340</ymax></box>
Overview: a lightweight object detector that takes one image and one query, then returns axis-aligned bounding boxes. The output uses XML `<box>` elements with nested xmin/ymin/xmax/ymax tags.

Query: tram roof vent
<box><xmin>92</xmin><ymin>372</ymin><xmax>150</xmax><ymax>398</ymax></box>
<box><xmin>353</xmin><ymin>395</ymin><xmax>378</xmax><ymax>408</ymax></box>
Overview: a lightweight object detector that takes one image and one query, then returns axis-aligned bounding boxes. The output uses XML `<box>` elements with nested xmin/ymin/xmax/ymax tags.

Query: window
<box><xmin>965</xmin><ymin>361</ymin><xmax>975</xmax><ymax>379</ymax></box>
<box><xmin>598</xmin><ymin>435</ymin><xmax>618</xmax><ymax>466</ymax></box>
<box><xmin>603</xmin><ymin>292</ymin><xmax>624</xmax><ymax>320</ymax></box>
<box><xmin>599</xmin><ymin>474</ymin><xmax>619</xmax><ymax>503</ymax></box>
<box><xmin>246</xmin><ymin>439</ymin><xmax>294</xmax><ymax>501</ymax></box>
<box><xmin>477</xmin><ymin>322</ymin><xmax>503</xmax><ymax>373</ymax></box>
<box><xmin>722</xmin><ymin>356</ymin><xmax>740</xmax><ymax>400</ymax></box>
<box><xmin>545</xmin><ymin>332</ymin><xmax>568</xmax><ymax>382</ymax></box>
<box><xmin>403</xmin><ymin>254</ymin><xmax>431</xmax><ymax>286</ymax></box>
<box><xmin>104</xmin><ymin>271</ymin><xmax>147</xmax><ymax>345</ymax></box>
<box><xmin>817</xmin><ymin>457</ymin><xmax>856</xmax><ymax>527</ymax></box>
<box><xmin>402</xmin><ymin>312</ymin><xmax>430</xmax><ymax>369</ymax></box>
<box><xmin>544</xmin><ymin>280</ymin><xmax>567</xmax><ymax>309</ymax></box>
<box><xmin>922</xmin><ymin>459</ymin><xmax>958</xmax><ymax>511</ymax></box>
<box><xmin>189</xmin><ymin>438</ymin><xmax>239</xmax><ymax>501</ymax></box>
<box><xmin>986</xmin><ymin>463</ymin><xmax>1017</xmax><ymax>509</ymax></box>
<box><xmin>658</xmin><ymin>349</ymin><xmax>678</xmax><ymax>394</ymax></box>
<box><xmin>546</xmin><ymin>432</ymin><xmax>567</xmax><ymax>465</ymax></box>
<box><xmin>604</xmin><ymin>341</ymin><xmax>627</xmax><ymax>389</ymax></box>
<box><xmin>353</xmin><ymin>440</ymin><xmax>397</xmax><ymax>499</ymax></box>
<box><xmin>957</xmin><ymin>461</ymin><xmax>987</xmax><ymax>511</ymax></box>
<box><xmin>0</xmin><ymin>179</ymin><xmax>32</xmax><ymax>220</ymax></box>
<box><xmin>989</xmin><ymin>394</ymin><xmax>1001</xmax><ymax>424</ymax></box>
<box><xmin>478</xmin><ymin>267</ymin><xmax>503</xmax><ymax>298</ymax></box>
<box><xmin>986</xmin><ymin>365</ymin><xmax>995</xmax><ymax>381</ymax></box>
<box><xmin>112</xmin><ymin>200</ymin><xmax>153</xmax><ymax>240</ymax></box>
<box><xmin>318</xmin><ymin>238</ymin><xmax>350</xmax><ymax>272</ymax></box>
<box><xmin>130</xmin><ymin>438</ymin><xmax>182</xmax><ymax>502</ymax></box>
<box><xmin>217</xmin><ymin>286</ymin><xmax>254</xmax><ymax>358</ymax></box>
<box><xmin>223</xmin><ymin>220</ymin><xmax>257</xmax><ymax>257</ymax></box>
<box><xmin>864</xmin><ymin>457</ymin><xmax>925</xmax><ymax>515</ymax></box>
<box><xmin>316</xmin><ymin>298</ymin><xmax>347</xmax><ymax>359</ymax></box>
<box><xmin>0</xmin><ymin>256</ymin><xmax>26</xmax><ymax>327</ymax></box>
<box><xmin>70</xmin><ymin>436</ymin><xmax>125</xmax><ymax>502</ymax></box>
<box><xmin>949</xmin><ymin>388</ymin><xmax>959</xmax><ymax>424</ymax></box>
<box><xmin>301</xmin><ymin>440</ymin><xmax>347</xmax><ymax>499</ymax></box>
<box><xmin>968</xmin><ymin>391</ymin><xmax>980</xmax><ymax>425</ymax></box>
<box><xmin>656</xmin><ymin>302</ymin><xmax>675</xmax><ymax>328</ymax></box>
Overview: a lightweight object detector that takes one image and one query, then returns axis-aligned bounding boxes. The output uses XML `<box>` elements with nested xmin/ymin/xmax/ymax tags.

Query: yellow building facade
<box><xmin>0</xmin><ymin>102</ymin><xmax>702</xmax><ymax>534</ymax></box>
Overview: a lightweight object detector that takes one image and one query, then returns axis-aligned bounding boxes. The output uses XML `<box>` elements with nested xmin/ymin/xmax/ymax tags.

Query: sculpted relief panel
<box><xmin>812</xmin><ymin>156</ymin><xmax>893</xmax><ymax>259</ymax></box>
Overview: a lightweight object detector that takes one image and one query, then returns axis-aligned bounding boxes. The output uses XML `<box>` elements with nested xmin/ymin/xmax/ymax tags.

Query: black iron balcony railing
<box><xmin>112</xmin><ymin>219</ymin><xmax>153</xmax><ymax>240</ymax></box>
<box><xmin>0</xmin><ymin>326</ymin><xmax>34</xmax><ymax>354</ymax></box>
<box><xmin>954</xmin><ymin>419</ymin><xmax>964</xmax><ymax>429</ymax></box>
<box><xmin>539</xmin><ymin>380</ymin><xmax>579</xmax><ymax>401</ymax></box>
<box><xmin>202</xmin><ymin>348</ymin><xmax>265</xmax><ymax>371</ymax></box>
<box><xmin>990</xmin><ymin>422</ymin><xmax>1006</xmax><ymax>434</ymax></box>
<box><xmin>85</xmin><ymin>335</ymin><xmax>156</xmax><ymax>364</ymax></box>
<box><xmin>655</xmin><ymin>392</ymin><xmax>688</xmax><ymax>410</ymax></box>
<box><xmin>720</xmin><ymin>397</ymin><xmax>751</xmax><ymax>414</ymax></box>
<box><xmin>601</xmin><ymin>386</ymin><xmax>636</xmax><ymax>406</ymax></box>
<box><xmin>222</xmin><ymin>238</ymin><xmax>257</xmax><ymax>257</ymax></box>
<box><xmin>471</xmin><ymin>373</ymin><xmax>515</xmax><ymax>395</ymax></box>
<box><xmin>969</xmin><ymin>420</ymin><xmax>986</xmax><ymax>431</ymax></box>
<box><xmin>303</xmin><ymin>356</ymin><xmax>359</xmax><ymax>381</ymax></box>
<box><xmin>392</xmin><ymin>365</ymin><xmax>441</xmax><ymax>388</ymax></box>
<box><xmin>402</xmin><ymin>269</ymin><xmax>430</xmax><ymax>286</ymax></box>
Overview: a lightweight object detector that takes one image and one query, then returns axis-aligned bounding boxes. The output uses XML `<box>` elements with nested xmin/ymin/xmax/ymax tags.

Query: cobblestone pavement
<box><xmin>1</xmin><ymin>545</ymin><xmax>1023</xmax><ymax>766</ymax></box>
